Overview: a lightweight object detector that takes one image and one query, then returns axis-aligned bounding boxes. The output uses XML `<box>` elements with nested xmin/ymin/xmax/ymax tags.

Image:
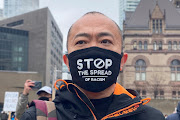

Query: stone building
<box><xmin>123</xmin><ymin>0</ymin><xmax>180</xmax><ymax>99</ymax></box>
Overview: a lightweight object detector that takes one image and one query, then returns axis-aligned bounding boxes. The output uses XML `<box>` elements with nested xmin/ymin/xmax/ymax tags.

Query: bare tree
<box><xmin>150</xmin><ymin>73</ymin><xmax>165</xmax><ymax>99</ymax></box>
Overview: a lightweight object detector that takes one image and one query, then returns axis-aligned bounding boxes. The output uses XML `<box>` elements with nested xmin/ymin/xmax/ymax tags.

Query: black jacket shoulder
<box><xmin>136</xmin><ymin>105</ymin><xmax>165</xmax><ymax>120</ymax></box>
<box><xmin>20</xmin><ymin>106</ymin><xmax>37</xmax><ymax>120</ymax></box>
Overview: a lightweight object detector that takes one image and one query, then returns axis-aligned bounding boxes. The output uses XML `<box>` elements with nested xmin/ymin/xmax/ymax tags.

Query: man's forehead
<box><xmin>73</xmin><ymin>13</ymin><xmax>115</xmax><ymax>28</ymax></box>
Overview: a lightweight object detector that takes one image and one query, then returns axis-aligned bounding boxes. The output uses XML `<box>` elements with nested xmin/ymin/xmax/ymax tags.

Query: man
<box><xmin>16</xmin><ymin>80</ymin><xmax>52</xmax><ymax>120</ymax></box>
<box><xmin>21</xmin><ymin>11</ymin><xmax>165</xmax><ymax>120</ymax></box>
<box><xmin>166</xmin><ymin>102</ymin><xmax>180</xmax><ymax>120</ymax></box>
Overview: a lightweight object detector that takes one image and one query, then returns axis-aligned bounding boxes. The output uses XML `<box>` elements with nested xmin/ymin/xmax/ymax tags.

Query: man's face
<box><xmin>67</xmin><ymin>14</ymin><xmax>122</xmax><ymax>54</ymax></box>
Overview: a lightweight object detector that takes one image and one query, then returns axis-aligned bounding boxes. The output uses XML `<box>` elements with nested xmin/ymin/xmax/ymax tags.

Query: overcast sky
<box><xmin>40</xmin><ymin>0</ymin><xmax>120</xmax><ymax>52</ymax></box>
<box><xmin>0</xmin><ymin>0</ymin><xmax>120</xmax><ymax>52</ymax></box>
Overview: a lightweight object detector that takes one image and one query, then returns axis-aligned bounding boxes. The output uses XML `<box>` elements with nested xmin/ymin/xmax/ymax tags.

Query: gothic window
<box><xmin>152</xmin><ymin>19</ymin><xmax>163</xmax><ymax>34</ymax></box>
<box><xmin>159</xmin><ymin>41</ymin><xmax>162</xmax><ymax>50</ymax></box>
<box><xmin>154</xmin><ymin>90</ymin><xmax>164</xmax><ymax>99</ymax></box>
<box><xmin>176</xmin><ymin>1</ymin><xmax>180</xmax><ymax>8</ymax></box>
<box><xmin>136</xmin><ymin>90</ymin><xmax>146</xmax><ymax>98</ymax></box>
<box><xmin>172</xmin><ymin>91</ymin><xmax>176</xmax><ymax>99</ymax></box>
<box><xmin>159</xmin><ymin>20</ymin><xmax>162</xmax><ymax>33</ymax></box>
<box><xmin>144</xmin><ymin>41</ymin><xmax>148</xmax><ymax>50</ymax></box>
<box><xmin>173</xmin><ymin>41</ymin><xmax>177</xmax><ymax>50</ymax></box>
<box><xmin>168</xmin><ymin>41</ymin><xmax>172</xmax><ymax>50</ymax></box>
<box><xmin>178</xmin><ymin>91</ymin><xmax>180</xmax><ymax>99</ymax></box>
<box><xmin>160</xmin><ymin>90</ymin><xmax>164</xmax><ymax>99</ymax></box>
<box><xmin>133</xmin><ymin>41</ymin><xmax>137</xmax><ymax>50</ymax></box>
<box><xmin>139</xmin><ymin>41</ymin><xmax>142</xmax><ymax>50</ymax></box>
<box><xmin>171</xmin><ymin>60</ymin><xmax>180</xmax><ymax>81</ymax></box>
<box><xmin>153</xmin><ymin>41</ymin><xmax>157</xmax><ymax>50</ymax></box>
<box><xmin>136</xmin><ymin>89</ymin><xmax>140</xmax><ymax>95</ymax></box>
<box><xmin>153</xmin><ymin>20</ymin><xmax>155</xmax><ymax>33</ymax></box>
<box><xmin>142</xmin><ymin>90</ymin><xmax>146</xmax><ymax>98</ymax></box>
<box><xmin>156</xmin><ymin>20</ymin><xmax>159</xmax><ymax>33</ymax></box>
<box><xmin>135</xmin><ymin>59</ymin><xmax>146</xmax><ymax>81</ymax></box>
<box><xmin>154</xmin><ymin>90</ymin><xmax>158</xmax><ymax>99</ymax></box>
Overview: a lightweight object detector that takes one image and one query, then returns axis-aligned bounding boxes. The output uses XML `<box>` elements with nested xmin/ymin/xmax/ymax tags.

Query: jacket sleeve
<box><xmin>15</xmin><ymin>94</ymin><xmax>29</xmax><ymax>119</ymax></box>
<box><xmin>136</xmin><ymin>105</ymin><xmax>165</xmax><ymax>120</ymax></box>
<box><xmin>165</xmin><ymin>113</ymin><xmax>179</xmax><ymax>120</ymax></box>
<box><xmin>20</xmin><ymin>106</ymin><xmax>37</xmax><ymax>120</ymax></box>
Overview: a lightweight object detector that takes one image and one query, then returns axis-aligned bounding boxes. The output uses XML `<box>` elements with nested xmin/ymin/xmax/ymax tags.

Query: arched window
<box><xmin>171</xmin><ymin>60</ymin><xmax>180</xmax><ymax>81</ymax></box>
<box><xmin>168</xmin><ymin>41</ymin><xmax>172</xmax><ymax>50</ymax></box>
<box><xmin>135</xmin><ymin>59</ymin><xmax>146</xmax><ymax>81</ymax></box>
<box><xmin>144</xmin><ymin>41</ymin><xmax>148</xmax><ymax>50</ymax></box>
<box><xmin>153</xmin><ymin>41</ymin><xmax>157</xmax><ymax>50</ymax></box>
<box><xmin>133</xmin><ymin>41</ymin><xmax>137</xmax><ymax>50</ymax></box>
<box><xmin>159</xmin><ymin>41</ymin><xmax>162</xmax><ymax>50</ymax></box>
<box><xmin>173</xmin><ymin>41</ymin><xmax>177</xmax><ymax>50</ymax></box>
<box><xmin>139</xmin><ymin>41</ymin><xmax>142</xmax><ymax>50</ymax></box>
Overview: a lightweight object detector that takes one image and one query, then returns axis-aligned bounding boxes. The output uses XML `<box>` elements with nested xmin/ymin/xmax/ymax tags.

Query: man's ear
<box><xmin>120</xmin><ymin>53</ymin><xmax>128</xmax><ymax>71</ymax></box>
<box><xmin>63</xmin><ymin>54</ymin><xmax>69</xmax><ymax>69</ymax></box>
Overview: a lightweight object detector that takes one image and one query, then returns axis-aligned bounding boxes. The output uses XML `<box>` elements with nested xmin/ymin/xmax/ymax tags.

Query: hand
<box><xmin>23</xmin><ymin>79</ymin><xmax>35</xmax><ymax>95</ymax></box>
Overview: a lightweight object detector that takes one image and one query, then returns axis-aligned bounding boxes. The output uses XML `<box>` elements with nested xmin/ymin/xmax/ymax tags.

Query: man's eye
<box><xmin>101</xmin><ymin>39</ymin><xmax>112</xmax><ymax>44</ymax></box>
<box><xmin>75</xmin><ymin>40</ymin><xmax>86</xmax><ymax>45</ymax></box>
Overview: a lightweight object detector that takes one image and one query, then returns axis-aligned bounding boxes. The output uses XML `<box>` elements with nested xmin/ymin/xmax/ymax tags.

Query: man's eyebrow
<box><xmin>74</xmin><ymin>33</ymin><xmax>91</xmax><ymax>39</ymax></box>
<box><xmin>97</xmin><ymin>32</ymin><xmax>114</xmax><ymax>39</ymax></box>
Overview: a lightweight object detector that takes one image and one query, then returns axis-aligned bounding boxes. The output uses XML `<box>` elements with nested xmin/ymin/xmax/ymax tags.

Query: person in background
<box><xmin>11</xmin><ymin>112</ymin><xmax>15</xmax><ymax>120</ymax></box>
<box><xmin>166</xmin><ymin>102</ymin><xmax>180</xmax><ymax>120</ymax></box>
<box><xmin>164</xmin><ymin>114</ymin><xmax>168</xmax><ymax>119</ymax></box>
<box><xmin>0</xmin><ymin>111</ymin><xmax>8</xmax><ymax>120</ymax></box>
<box><xmin>15</xmin><ymin>80</ymin><xmax>52</xmax><ymax>120</ymax></box>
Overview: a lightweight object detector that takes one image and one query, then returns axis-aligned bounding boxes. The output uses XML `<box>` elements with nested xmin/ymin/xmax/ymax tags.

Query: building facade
<box><xmin>123</xmin><ymin>0</ymin><xmax>180</xmax><ymax>99</ymax></box>
<box><xmin>0</xmin><ymin>27</ymin><xmax>28</xmax><ymax>71</ymax></box>
<box><xmin>0</xmin><ymin>9</ymin><xmax>3</xmax><ymax>20</ymax></box>
<box><xmin>0</xmin><ymin>8</ymin><xmax>63</xmax><ymax>86</ymax></box>
<box><xmin>126</xmin><ymin>0</ymin><xmax>141</xmax><ymax>11</ymax></box>
<box><xmin>4</xmin><ymin>0</ymin><xmax>39</xmax><ymax>18</ymax></box>
<box><xmin>119</xmin><ymin>0</ymin><xmax>126</xmax><ymax>30</ymax></box>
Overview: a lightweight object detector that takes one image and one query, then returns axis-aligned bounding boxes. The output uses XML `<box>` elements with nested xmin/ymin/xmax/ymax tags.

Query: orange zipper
<box><xmin>73</xmin><ymin>88</ymin><xmax>98</xmax><ymax>120</ymax></box>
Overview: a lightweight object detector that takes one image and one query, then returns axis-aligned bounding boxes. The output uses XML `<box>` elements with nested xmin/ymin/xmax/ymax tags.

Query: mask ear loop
<box><xmin>141</xmin><ymin>98</ymin><xmax>151</xmax><ymax>105</ymax></box>
<box><xmin>54</xmin><ymin>79</ymin><xmax>68</xmax><ymax>90</ymax></box>
<box><xmin>120</xmin><ymin>52</ymin><xmax>124</xmax><ymax>71</ymax></box>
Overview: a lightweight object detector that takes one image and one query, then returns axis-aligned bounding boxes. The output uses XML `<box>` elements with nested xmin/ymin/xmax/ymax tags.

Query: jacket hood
<box><xmin>53</xmin><ymin>80</ymin><xmax>150</xmax><ymax>120</ymax></box>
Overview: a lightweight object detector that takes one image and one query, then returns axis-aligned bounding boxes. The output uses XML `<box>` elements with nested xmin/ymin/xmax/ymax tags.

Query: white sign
<box><xmin>3</xmin><ymin>92</ymin><xmax>19</xmax><ymax>112</ymax></box>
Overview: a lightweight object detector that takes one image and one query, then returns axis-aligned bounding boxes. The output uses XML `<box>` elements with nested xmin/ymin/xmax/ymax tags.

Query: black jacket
<box><xmin>166</xmin><ymin>102</ymin><xmax>180</xmax><ymax>120</ymax></box>
<box><xmin>21</xmin><ymin>80</ymin><xmax>165</xmax><ymax>120</ymax></box>
<box><xmin>54</xmin><ymin>80</ymin><xmax>165</xmax><ymax>120</ymax></box>
<box><xmin>20</xmin><ymin>97</ymin><xmax>49</xmax><ymax>120</ymax></box>
<box><xmin>0</xmin><ymin>113</ymin><xmax>8</xmax><ymax>120</ymax></box>
<box><xmin>20</xmin><ymin>106</ymin><xmax>36</xmax><ymax>120</ymax></box>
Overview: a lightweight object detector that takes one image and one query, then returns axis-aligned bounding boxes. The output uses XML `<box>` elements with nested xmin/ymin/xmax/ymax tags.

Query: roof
<box><xmin>124</xmin><ymin>0</ymin><xmax>180</xmax><ymax>29</ymax></box>
<box><xmin>125</xmin><ymin>11</ymin><xmax>134</xmax><ymax>23</ymax></box>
